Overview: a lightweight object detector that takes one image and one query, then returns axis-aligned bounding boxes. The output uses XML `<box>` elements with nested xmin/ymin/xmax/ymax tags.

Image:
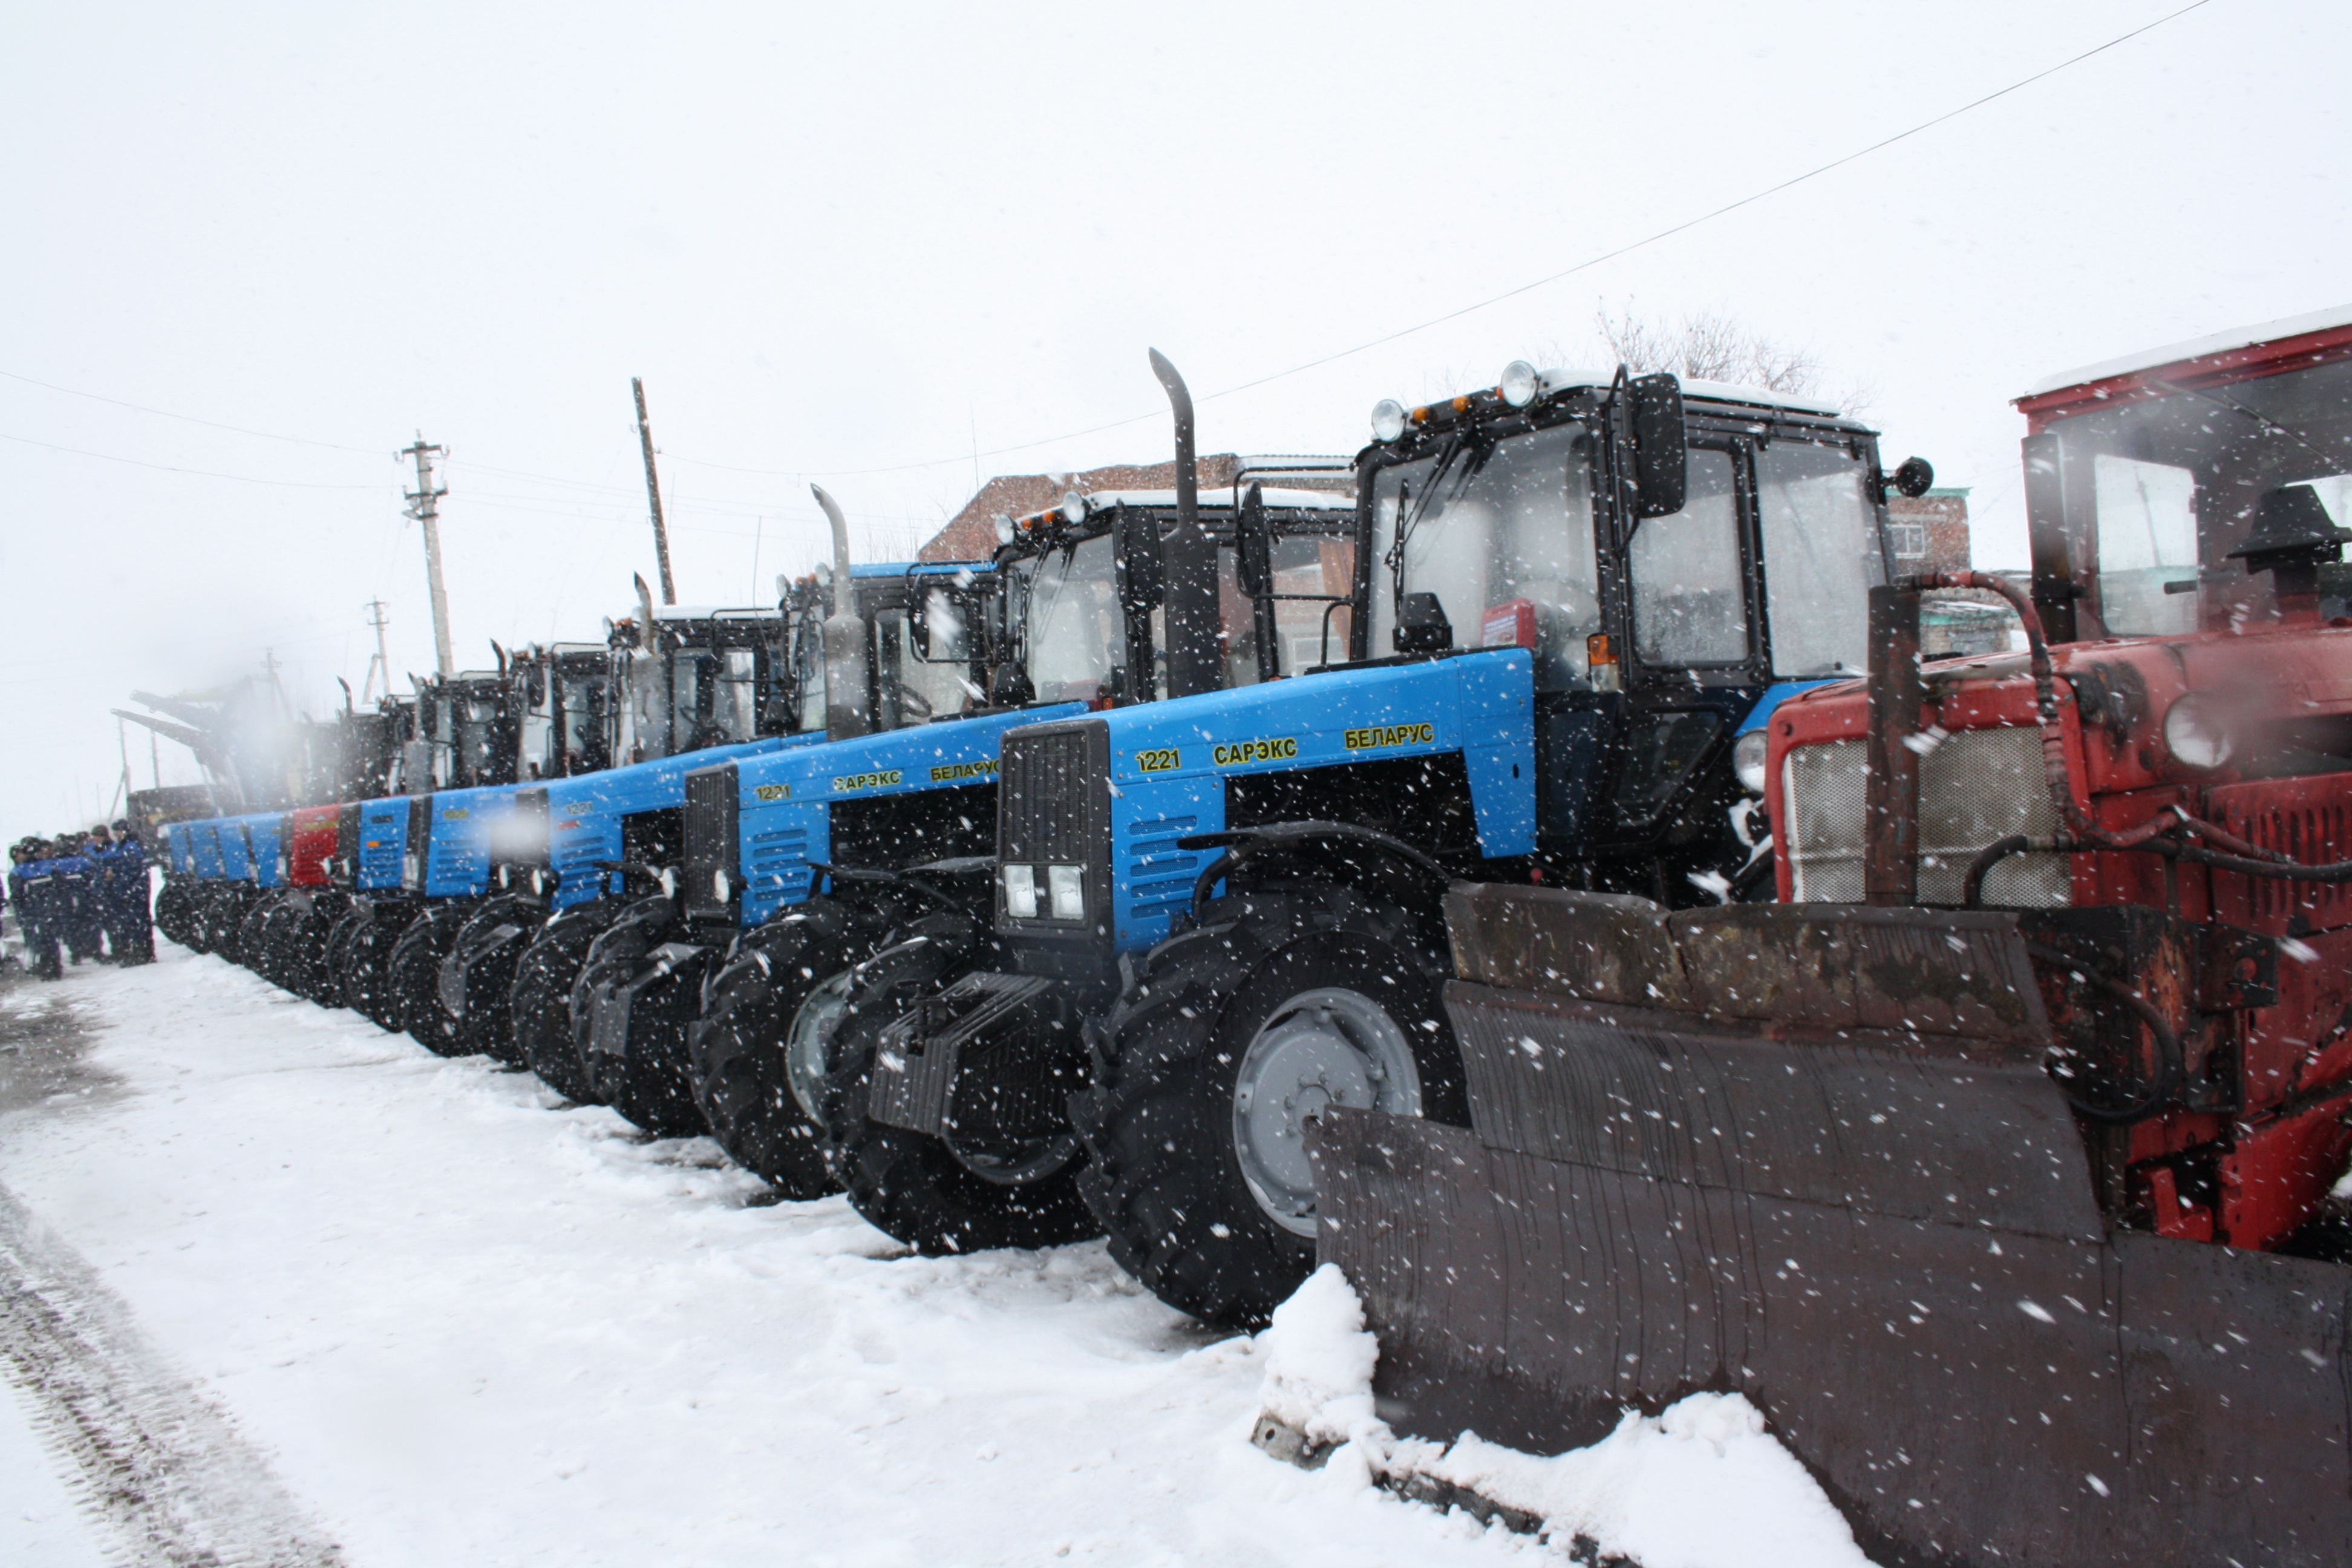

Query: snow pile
<box><xmin>1255</xmin><ymin>1263</ymin><xmax>1380</xmax><ymax>1448</ymax></box>
<box><xmin>1255</xmin><ymin>1266</ymin><xmax>1875</xmax><ymax>1568</ymax></box>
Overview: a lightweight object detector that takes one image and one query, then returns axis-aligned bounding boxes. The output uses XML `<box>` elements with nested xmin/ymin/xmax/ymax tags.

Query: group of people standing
<box><xmin>4</xmin><ymin>822</ymin><xmax>154</xmax><ymax>979</ymax></box>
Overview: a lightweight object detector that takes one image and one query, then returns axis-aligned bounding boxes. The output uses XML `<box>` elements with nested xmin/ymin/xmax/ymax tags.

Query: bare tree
<box><xmin>1588</xmin><ymin>303</ymin><xmax>1875</xmax><ymax>417</ymax></box>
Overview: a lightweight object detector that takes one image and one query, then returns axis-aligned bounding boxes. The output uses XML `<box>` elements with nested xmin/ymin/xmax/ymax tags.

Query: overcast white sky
<box><xmin>3</xmin><ymin>0</ymin><xmax>2344</xmax><ymax>831</ymax></box>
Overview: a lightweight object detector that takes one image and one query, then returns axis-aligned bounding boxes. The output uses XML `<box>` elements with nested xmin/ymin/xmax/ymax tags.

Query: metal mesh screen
<box><xmin>1784</xmin><ymin>727</ymin><xmax>2070</xmax><ymax>907</ymax></box>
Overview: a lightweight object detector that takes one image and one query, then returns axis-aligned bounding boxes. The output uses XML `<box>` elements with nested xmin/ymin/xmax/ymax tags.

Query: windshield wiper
<box><xmin>1383</xmin><ymin>433</ymin><xmax>1469</xmax><ymax>613</ymax></box>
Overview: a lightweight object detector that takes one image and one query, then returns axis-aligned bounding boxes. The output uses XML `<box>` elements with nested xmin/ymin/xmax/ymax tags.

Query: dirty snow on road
<box><xmin>1</xmin><ymin>945</ymin><xmax>1867</xmax><ymax>1566</ymax></box>
<box><xmin>0</xmin><ymin>949</ymin><xmax>1551</xmax><ymax>1566</ymax></box>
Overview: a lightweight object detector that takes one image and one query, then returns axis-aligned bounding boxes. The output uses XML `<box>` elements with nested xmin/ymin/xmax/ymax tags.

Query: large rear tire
<box><xmin>387</xmin><ymin>903</ymin><xmax>476</xmax><ymax>1056</ymax></box>
<box><xmin>1070</xmin><ymin>886</ymin><xmax>1466</xmax><ymax>1327</ymax></box>
<box><xmin>511</xmin><ymin>899</ymin><xmax>624</xmax><ymax>1101</ymax></box>
<box><xmin>690</xmin><ymin>893</ymin><xmax>912</xmax><ymax>1198</ymax></box>
<box><xmin>819</xmin><ymin>913</ymin><xmax>1099</xmax><ymax>1255</ymax></box>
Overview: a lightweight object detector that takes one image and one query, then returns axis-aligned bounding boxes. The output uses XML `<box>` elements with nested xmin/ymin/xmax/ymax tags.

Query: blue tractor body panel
<box><xmin>355</xmin><ymin>798</ymin><xmax>411</xmax><ymax>891</ymax></box>
<box><xmin>1067</xmin><ymin>649</ymin><xmax>1538</xmax><ymax>952</ymax></box>
<box><xmin>188</xmin><ymin>821</ymin><xmax>223</xmax><ymax>879</ymax></box>
<box><xmin>422</xmin><ymin>785</ymin><xmax>520</xmax><ymax>898</ymax></box>
<box><xmin>248</xmin><ymin>814</ymin><xmax>286</xmax><ymax>888</ymax></box>
<box><xmin>546</xmin><ymin>734</ymin><xmax>815</xmax><ymax>909</ymax></box>
<box><xmin>1734</xmin><ymin>679</ymin><xmax>1843</xmax><ymax>736</ymax></box>
<box><xmin>727</xmin><ymin>702</ymin><xmax>1089</xmax><ymax>927</ymax></box>
<box><xmin>218</xmin><ymin>817</ymin><xmax>255</xmax><ymax>882</ymax></box>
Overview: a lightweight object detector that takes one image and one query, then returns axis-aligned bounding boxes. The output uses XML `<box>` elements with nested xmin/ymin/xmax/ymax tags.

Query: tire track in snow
<box><xmin>0</xmin><ymin>1180</ymin><xmax>345</xmax><ymax>1567</ymax></box>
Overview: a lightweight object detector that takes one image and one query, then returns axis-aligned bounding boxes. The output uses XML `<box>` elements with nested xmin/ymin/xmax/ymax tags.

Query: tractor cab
<box><xmin>985</xmin><ymin>465</ymin><xmax>1357</xmax><ymax>711</ymax></box>
<box><xmin>413</xmin><ymin>668</ymin><xmax>522</xmax><ymax>790</ymax></box>
<box><xmin>514</xmin><ymin>642</ymin><xmax>620</xmax><ymax>780</ymax></box>
<box><xmin>1361</xmin><ymin>364</ymin><xmax>1916</xmax><ymax>901</ymax></box>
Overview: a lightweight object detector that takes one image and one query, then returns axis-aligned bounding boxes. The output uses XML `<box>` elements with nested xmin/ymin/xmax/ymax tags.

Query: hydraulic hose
<box><xmin>2023</xmin><ymin>941</ymin><xmax>2186</xmax><ymax>1125</ymax></box>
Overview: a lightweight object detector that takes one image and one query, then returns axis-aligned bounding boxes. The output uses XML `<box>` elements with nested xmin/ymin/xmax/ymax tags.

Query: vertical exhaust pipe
<box><xmin>1863</xmin><ymin>583</ymin><xmax>1924</xmax><ymax>906</ymax></box>
<box><xmin>1149</xmin><ymin>350</ymin><xmax>1224</xmax><ymax>701</ymax></box>
<box><xmin>811</xmin><ymin>485</ymin><xmax>873</xmax><ymax>739</ymax></box>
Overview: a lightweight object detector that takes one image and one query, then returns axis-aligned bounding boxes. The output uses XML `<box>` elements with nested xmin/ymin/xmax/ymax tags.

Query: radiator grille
<box><xmin>999</xmin><ymin>726</ymin><xmax>1100</xmax><ymax>866</ymax></box>
<box><xmin>682</xmin><ymin>763</ymin><xmax>740</xmax><ymax>920</ymax></box>
<box><xmin>1783</xmin><ymin>727</ymin><xmax>2069</xmax><ymax>906</ymax></box>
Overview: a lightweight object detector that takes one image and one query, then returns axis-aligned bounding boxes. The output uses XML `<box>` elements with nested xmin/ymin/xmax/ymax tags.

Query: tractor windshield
<box><xmin>1014</xmin><ymin>532</ymin><xmax>1130</xmax><ymax>705</ymax></box>
<box><xmin>2040</xmin><ymin>354</ymin><xmax>2352</xmax><ymax>635</ymax></box>
<box><xmin>1369</xmin><ymin>422</ymin><xmax>1601</xmax><ymax>690</ymax></box>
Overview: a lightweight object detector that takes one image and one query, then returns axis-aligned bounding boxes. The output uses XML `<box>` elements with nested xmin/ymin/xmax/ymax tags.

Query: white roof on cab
<box><xmin>2022</xmin><ymin>302</ymin><xmax>2352</xmax><ymax>398</ymax></box>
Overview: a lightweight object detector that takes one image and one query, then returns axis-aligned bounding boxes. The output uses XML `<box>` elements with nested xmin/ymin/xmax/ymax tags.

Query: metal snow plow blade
<box><xmin>1305</xmin><ymin>883</ymin><xmax>2352</xmax><ymax>1568</ymax></box>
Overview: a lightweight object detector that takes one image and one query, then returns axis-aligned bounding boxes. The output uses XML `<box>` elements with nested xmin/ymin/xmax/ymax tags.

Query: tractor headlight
<box><xmin>713</xmin><ymin>869</ymin><xmax>732</xmax><ymax>903</ymax></box>
<box><xmin>1002</xmin><ymin>863</ymin><xmax>1037</xmax><ymax>918</ymax></box>
<box><xmin>1047</xmin><ymin>864</ymin><xmax>1085</xmax><ymax>921</ymax></box>
<box><xmin>529</xmin><ymin>866</ymin><xmax>548</xmax><ymax>897</ymax></box>
<box><xmin>2163</xmin><ymin>692</ymin><xmax>2235</xmax><ymax>771</ymax></box>
<box><xmin>1370</xmin><ymin>399</ymin><xmax>1408</xmax><ymax>443</ymax></box>
<box><xmin>1498</xmin><ymin>360</ymin><xmax>1541</xmax><ymax>409</ymax></box>
<box><xmin>1733</xmin><ymin>730</ymin><xmax>1769</xmax><ymax>795</ymax></box>
<box><xmin>993</xmin><ymin>512</ymin><xmax>1016</xmax><ymax>545</ymax></box>
<box><xmin>1060</xmin><ymin>491</ymin><xmax>1088</xmax><ymax>527</ymax></box>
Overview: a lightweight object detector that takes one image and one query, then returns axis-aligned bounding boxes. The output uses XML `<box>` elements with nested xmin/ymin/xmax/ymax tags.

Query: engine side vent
<box><xmin>682</xmin><ymin>763</ymin><xmax>740</xmax><ymax>921</ymax></box>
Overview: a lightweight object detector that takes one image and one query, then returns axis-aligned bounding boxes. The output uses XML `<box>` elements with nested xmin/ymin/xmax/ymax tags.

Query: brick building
<box><xmin>918</xmin><ymin>454</ymin><xmax>1244</xmax><ymax>562</ymax></box>
<box><xmin>1885</xmin><ymin>487</ymin><xmax>1971</xmax><ymax>575</ymax></box>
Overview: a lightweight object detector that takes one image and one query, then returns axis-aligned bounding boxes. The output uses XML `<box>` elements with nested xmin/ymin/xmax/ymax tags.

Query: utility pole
<box><xmin>401</xmin><ymin>435</ymin><xmax>456</xmax><ymax>678</ymax></box>
<box><xmin>632</xmin><ymin>377</ymin><xmax>678</xmax><ymax>605</ymax></box>
<box><xmin>362</xmin><ymin>599</ymin><xmax>393</xmax><ymax>702</ymax></box>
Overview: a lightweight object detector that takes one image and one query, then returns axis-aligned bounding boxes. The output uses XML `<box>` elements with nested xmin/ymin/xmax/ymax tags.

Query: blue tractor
<box><xmin>431</xmin><ymin>555</ymin><xmax>984</xmax><ymax>1095</ymax></box>
<box><xmin>564</xmin><ymin>512</ymin><xmax>1015</xmax><ymax>1135</ymax></box>
<box><xmin>812</xmin><ymin>361</ymin><xmax>1931</xmax><ymax>1319</ymax></box>
<box><xmin>674</xmin><ymin>362</ymin><xmax>1361</xmax><ymax>1202</ymax></box>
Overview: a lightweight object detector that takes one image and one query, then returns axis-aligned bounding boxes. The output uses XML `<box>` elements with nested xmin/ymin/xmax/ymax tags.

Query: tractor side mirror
<box><xmin>1114</xmin><ymin>504</ymin><xmax>1165</xmax><ymax>614</ymax></box>
<box><xmin>1887</xmin><ymin>456</ymin><xmax>1935</xmax><ymax>500</ymax></box>
<box><xmin>1628</xmin><ymin>372</ymin><xmax>1688</xmax><ymax>519</ymax></box>
<box><xmin>1235</xmin><ymin>482</ymin><xmax>1273</xmax><ymax>599</ymax></box>
<box><xmin>1395</xmin><ymin>591</ymin><xmax>1454</xmax><ymax>653</ymax></box>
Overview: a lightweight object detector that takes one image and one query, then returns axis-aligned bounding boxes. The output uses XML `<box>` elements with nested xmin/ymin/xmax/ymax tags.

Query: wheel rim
<box><xmin>1232</xmin><ymin>985</ymin><xmax>1422</xmax><ymax>1238</ymax></box>
<box><xmin>786</xmin><ymin>967</ymin><xmax>857</xmax><ymax>1122</ymax></box>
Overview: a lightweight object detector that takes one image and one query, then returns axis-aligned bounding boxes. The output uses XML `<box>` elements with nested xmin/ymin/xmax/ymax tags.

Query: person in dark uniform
<box><xmin>105</xmin><ymin>820</ymin><xmax>154</xmax><ymax>964</ymax></box>
<box><xmin>54</xmin><ymin>832</ymin><xmax>101</xmax><ymax>964</ymax></box>
<box><xmin>4</xmin><ymin>841</ymin><xmax>24</xmax><ymax>972</ymax></box>
<box><xmin>15</xmin><ymin>838</ymin><xmax>64</xmax><ymax>980</ymax></box>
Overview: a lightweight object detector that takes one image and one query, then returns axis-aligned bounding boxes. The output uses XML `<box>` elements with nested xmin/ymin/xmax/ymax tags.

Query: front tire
<box><xmin>1070</xmin><ymin>886</ymin><xmax>1465</xmax><ymax>1326</ymax></box>
<box><xmin>571</xmin><ymin>896</ymin><xmax>708</xmax><ymax>1137</ymax></box>
<box><xmin>511</xmin><ymin>899</ymin><xmax>625</xmax><ymax>1102</ymax></box>
<box><xmin>688</xmin><ymin>893</ymin><xmax>906</xmax><ymax>1198</ymax></box>
<box><xmin>387</xmin><ymin>903</ymin><xmax>475</xmax><ymax>1055</ymax></box>
<box><xmin>820</xmin><ymin>913</ymin><xmax>1099</xmax><ymax>1255</ymax></box>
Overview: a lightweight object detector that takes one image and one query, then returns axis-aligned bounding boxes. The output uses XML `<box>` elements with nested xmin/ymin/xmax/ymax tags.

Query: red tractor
<box><xmin>1302</xmin><ymin>308</ymin><xmax>2352</xmax><ymax>1566</ymax></box>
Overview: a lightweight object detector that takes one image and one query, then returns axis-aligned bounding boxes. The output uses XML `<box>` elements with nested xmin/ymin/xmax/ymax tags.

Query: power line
<box><xmin>0</xmin><ymin>367</ymin><xmax>383</xmax><ymax>452</ymax></box>
<box><xmin>668</xmin><ymin>0</ymin><xmax>2215</xmax><ymax>481</ymax></box>
<box><xmin>0</xmin><ymin>429</ymin><xmax>388</xmax><ymax>489</ymax></box>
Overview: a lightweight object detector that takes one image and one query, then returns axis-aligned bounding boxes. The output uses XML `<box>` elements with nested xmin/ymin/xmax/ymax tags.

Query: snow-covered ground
<box><xmin>0</xmin><ymin>944</ymin><xmax>1867</xmax><ymax>1566</ymax></box>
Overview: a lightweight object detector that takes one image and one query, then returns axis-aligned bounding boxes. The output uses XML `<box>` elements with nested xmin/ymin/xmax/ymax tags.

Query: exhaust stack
<box><xmin>1148</xmin><ymin>350</ymin><xmax>1224</xmax><ymax>701</ymax></box>
<box><xmin>811</xmin><ymin>485</ymin><xmax>872</xmax><ymax>739</ymax></box>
